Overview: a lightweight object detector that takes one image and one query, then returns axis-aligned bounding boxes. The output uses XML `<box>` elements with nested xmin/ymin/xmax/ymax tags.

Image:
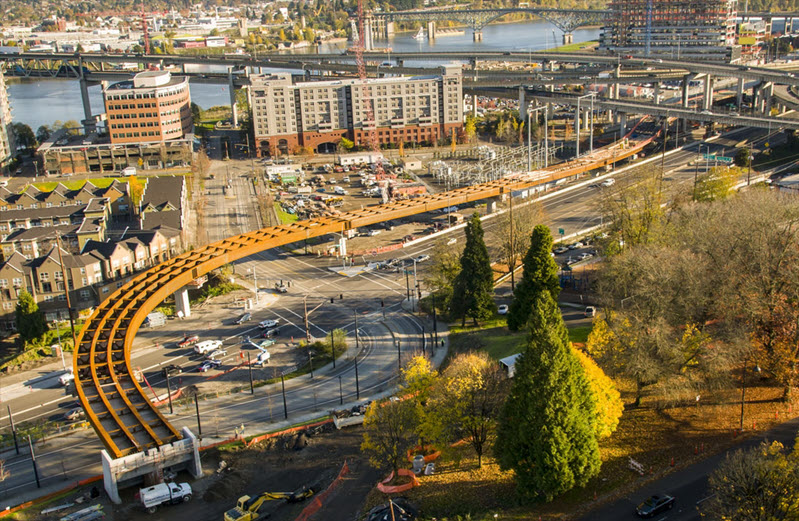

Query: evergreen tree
<box><xmin>495</xmin><ymin>291</ymin><xmax>601</xmax><ymax>502</ymax></box>
<box><xmin>451</xmin><ymin>213</ymin><xmax>495</xmax><ymax>326</ymax></box>
<box><xmin>507</xmin><ymin>224</ymin><xmax>560</xmax><ymax>331</ymax></box>
<box><xmin>15</xmin><ymin>290</ymin><xmax>47</xmax><ymax>344</ymax></box>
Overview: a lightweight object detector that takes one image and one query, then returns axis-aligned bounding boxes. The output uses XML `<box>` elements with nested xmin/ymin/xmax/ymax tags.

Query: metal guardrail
<box><xmin>74</xmin><ymin>135</ymin><xmax>656</xmax><ymax>458</ymax></box>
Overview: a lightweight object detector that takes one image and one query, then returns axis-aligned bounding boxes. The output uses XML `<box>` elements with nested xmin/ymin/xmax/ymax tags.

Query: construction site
<box><xmin>599</xmin><ymin>0</ymin><xmax>740</xmax><ymax>62</ymax></box>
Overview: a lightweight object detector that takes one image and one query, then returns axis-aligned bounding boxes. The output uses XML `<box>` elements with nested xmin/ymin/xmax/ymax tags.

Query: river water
<box><xmin>6</xmin><ymin>20</ymin><xmax>600</xmax><ymax>131</ymax></box>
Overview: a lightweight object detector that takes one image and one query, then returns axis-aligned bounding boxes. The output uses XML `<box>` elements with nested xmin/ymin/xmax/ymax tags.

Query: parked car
<box><xmin>234</xmin><ymin>313</ymin><xmax>252</xmax><ymax>325</ymax></box>
<box><xmin>63</xmin><ymin>407</ymin><xmax>85</xmax><ymax>421</ymax></box>
<box><xmin>636</xmin><ymin>495</ymin><xmax>675</xmax><ymax>518</ymax></box>
<box><xmin>498</xmin><ymin>304</ymin><xmax>509</xmax><ymax>315</ymax></box>
<box><xmin>568</xmin><ymin>242</ymin><xmax>583</xmax><ymax>250</ymax></box>
<box><xmin>414</xmin><ymin>254</ymin><xmax>430</xmax><ymax>263</ymax></box>
<box><xmin>554</xmin><ymin>246</ymin><xmax>568</xmax><ymax>254</ymax></box>
<box><xmin>274</xmin><ymin>282</ymin><xmax>288</xmax><ymax>293</ymax></box>
<box><xmin>584</xmin><ymin>306</ymin><xmax>597</xmax><ymax>318</ymax></box>
<box><xmin>161</xmin><ymin>364</ymin><xmax>182</xmax><ymax>377</ymax></box>
<box><xmin>197</xmin><ymin>359</ymin><xmax>222</xmax><ymax>372</ymax></box>
<box><xmin>577</xmin><ymin>252</ymin><xmax>593</xmax><ymax>261</ymax></box>
<box><xmin>259</xmin><ymin>319</ymin><xmax>280</xmax><ymax>329</ymax></box>
<box><xmin>177</xmin><ymin>335</ymin><xmax>199</xmax><ymax>348</ymax></box>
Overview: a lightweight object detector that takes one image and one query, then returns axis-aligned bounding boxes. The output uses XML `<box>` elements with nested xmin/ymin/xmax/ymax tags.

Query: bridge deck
<box><xmin>74</xmin><ymin>136</ymin><xmax>655</xmax><ymax>458</ymax></box>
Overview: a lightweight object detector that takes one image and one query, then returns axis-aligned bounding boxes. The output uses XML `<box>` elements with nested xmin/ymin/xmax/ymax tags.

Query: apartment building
<box><xmin>0</xmin><ymin>176</ymin><xmax>186</xmax><ymax>330</ymax></box>
<box><xmin>0</xmin><ymin>68</ymin><xmax>14</xmax><ymax>170</ymax></box>
<box><xmin>600</xmin><ymin>0</ymin><xmax>740</xmax><ymax>62</ymax></box>
<box><xmin>104</xmin><ymin>70</ymin><xmax>193</xmax><ymax>145</ymax></box>
<box><xmin>251</xmin><ymin>64</ymin><xmax>463</xmax><ymax>157</ymax></box>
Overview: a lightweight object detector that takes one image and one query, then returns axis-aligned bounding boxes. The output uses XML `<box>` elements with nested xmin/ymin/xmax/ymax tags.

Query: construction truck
<box><xmin>224</xmin><ymin>487</ymin><xmax>315</xmax><ymax>521</ymax></box>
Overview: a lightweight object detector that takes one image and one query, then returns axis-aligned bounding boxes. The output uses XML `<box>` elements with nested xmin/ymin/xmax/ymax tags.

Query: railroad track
<box><xmin>74</xmin><ymin>135</ymin><xmax>655</xmax><ymax>458</ymax></box>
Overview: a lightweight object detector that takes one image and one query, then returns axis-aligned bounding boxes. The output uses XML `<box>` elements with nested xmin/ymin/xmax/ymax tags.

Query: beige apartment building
<box><xmin>251</xmin><ymin>64</ymin><xmax>463</xmax><ymax>157</ymax></box>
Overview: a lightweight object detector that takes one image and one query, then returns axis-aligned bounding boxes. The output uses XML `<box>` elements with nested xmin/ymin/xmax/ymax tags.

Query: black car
<box><xmin>636</xmin><ymin>494</ymin><xmax>675</xmax><ymax>518</ymax></box>
<box><xmin>234</xmin><ymin>313</ymin><xmax>252</xmax><ymax>325</ymax></box>
<box><xmin>262</xmin><ymin>327</ymin><xmax>280</xmax><ymax>339</ymax></box>
<box><xmin>162</xmin><ymin>364</ymin><xmax>182</xmax><ymax>377</ymax></box>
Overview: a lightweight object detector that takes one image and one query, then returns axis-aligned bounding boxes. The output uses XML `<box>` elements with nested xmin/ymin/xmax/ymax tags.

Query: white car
<box><xmin>258</xmin><ymin>319</ymin><xmax>279</xmax><ymax>329</ymax></box>
<box><xmin>59</xmin><ymin>371</ymin><xmax>75</xmax><ymax>386</ymax></box>
<box><xmin>600</xmin><ymin>178</ymin><xmax>615</xmax><ymax>187</ymax></box>
<box><xmin>206</xmin><ymin>349</ymin><xmax>227</xmax><ymax>360</ymax></box>
<box><xmin>498</xmin><ymin>304</ymin><xmax>509</xmax><ymax>315</ymax></box>
<box><xmin>414</xmin><ymin>254</ymin><xmax>431</xmax><ymax>263</ymax></box>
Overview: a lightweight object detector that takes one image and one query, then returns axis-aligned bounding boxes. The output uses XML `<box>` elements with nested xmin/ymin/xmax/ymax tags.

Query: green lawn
<box><xmin>28</xmin><ymin>178</ymin><xmax>118</xmax><ymax>192</ymax></box>
<box><xmin>274</xmin><ymin>202</ymin><xmax>298</xmax><ymax>224</ymax></box>
<box><xmin>449</xmin><ymin>320</ymin><xmax>594</xmax><ymax>361</ymax></box>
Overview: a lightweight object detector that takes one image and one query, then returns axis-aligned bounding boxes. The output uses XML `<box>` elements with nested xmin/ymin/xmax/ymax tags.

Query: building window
<box><xmin>80</xmin><ymin>290</ymin><xmax>90</xmax><ymax>300</ymax></box>
<box><xmin>2</xmin><ymin>302</ymin><xmax>13</xmax><ymax>310</ymax></box>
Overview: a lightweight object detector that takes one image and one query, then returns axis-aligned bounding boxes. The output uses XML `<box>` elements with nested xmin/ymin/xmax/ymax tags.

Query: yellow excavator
<box><xmin>223</xmin><ymin>487</ymin><xmax>315</xmax><ymax>521</ymax></box>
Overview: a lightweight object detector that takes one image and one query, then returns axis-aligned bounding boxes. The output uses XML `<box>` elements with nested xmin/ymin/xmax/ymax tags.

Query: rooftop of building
<box><xmin>106</xmin><ymin>71</ymin><xmax>187</xmax><ymax>92</ymax></box>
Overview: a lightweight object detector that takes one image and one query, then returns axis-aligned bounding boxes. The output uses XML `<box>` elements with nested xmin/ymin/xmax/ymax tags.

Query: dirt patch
<box><xmin>13</xmin><ymin>427</ymin><xmax>379</xmax><ymax>521</ymax></box>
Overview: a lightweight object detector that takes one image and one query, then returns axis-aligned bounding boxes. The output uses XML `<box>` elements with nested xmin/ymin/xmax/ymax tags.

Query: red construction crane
<box><xmin>353</xmin><ymin>0</ymin><xmax>385</xmax><ymax>179</ymax></box>
<box><xmin>141</xmin><ymin>2</ymin><xmax>150</xmax><ymax>55</ymax></box>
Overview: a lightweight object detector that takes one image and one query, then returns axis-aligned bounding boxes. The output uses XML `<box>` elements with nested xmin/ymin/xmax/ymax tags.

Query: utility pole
<box><xmin>280</xmin><ymin>373</ymin><xmax>288</xmax><ymax>419</ymax></box>
<box><xmin>247</xmin><ymin>352</ymin><xmax>254</xmax><ymax>394</ymax></box>
<box><xmin>7</xmin><ymin>406</ymin><xmax>19</xmax><ymax>455</ymax></box>
<box><xmin>330</xmin><ymin>330</ymin><xmax>336</xmax><ymax>369</ymax></box>
<box><xmin>431</xmin><ymin>293</ymin><xmax>438</xmax><ymax>347</ymax></box>
<box><xmin>194</xmin><ymin>394</ymin><xmax>202</xmax><ymax>438</ymax></box>
<box><xmin>165</xmin><ymin>372</ymin><xmax>173</xmax><ymax>414</ymax></box>
<box><xmin>354</xmin><ymin>311</ymin><xmax>360</xmax><ymax>399</ymax></box>
<box><xmin>54</xmin><ymin>235</ymin><xmax>78</xmax><ymax>351</ymax></box>
<box><xmin>28</xmin><ymin>436</ymin><xmax>40</xmax><ymax>488</ymax></box>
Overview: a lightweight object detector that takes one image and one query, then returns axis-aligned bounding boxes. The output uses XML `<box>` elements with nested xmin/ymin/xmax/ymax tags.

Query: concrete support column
<box><xmin>386</xmin><ymin>21</ymin><xmax>395</xmax><ymax>38</ymax></box>
<box><xmin>518</xmin><ymin>86</ymin><xmax>526</xmax><ymax>116</ymax></box>
<box><xmin>703</xmin><ymin>75</ymin><xmax>714</xmax><ymax>110</ymax></box>
<box><xmin>427</xmin><ymin>21</ymin><xmax>436</xmax><ymax>39</ymax></box>
<box><xmin>653</xmin><ymin>82</ymin><xmax>661</xmax><ymax>105</ymax></box>
<box><xmin>79</xmin><ymin>78</ymin><xmax>96</xmax><ymax>134</ymax></box>
<box><xmin>681</xmin><ymin>74</ymin><xmax>692</xmax><ymax>109</ymax></box>
<box><xmin>338</xmin><ymin>236</ymin><xmax>347</xmax><ymax>257</ymax></box>
<box><xmin>619</xmin><ymin>112</ymin><xmax>627</xmax><ymax>133</ymax></box>
<box><xmin>737</xmin><ymin>76</ymin><xmax>745</xmax><ymax>109</ymax></box>
<box><xmin>472</xmin><ymin>94</ymin><xmax>478</xmax><ymax>117</ymax></box>
<box><xmin>228</xmin><ymin>69</ymin><xmax>238</xmax><ymax>128</ymax></box>
<box><xmin>174</xmin><ymin>287</ymin><xmax>191</xmax><ymax>318</ymax></box>
<box><xmin>364</xmin><ymin>15</ymin><xmax>374</xmax><ymax>50</ymax></box>
<box><xmin>473</xmin><ymin>30</ymin><xmax>483</xmax><ymax>42</ymax></box>
<box><xmin>486</xmin><ymin>197</ymin><xmax>499</xmax><ymax>214</ymax></box>
<box><xmin>764</xmin><ymin>82</ymin><xmax>774</xmax><ymax>115</ymax></box>
<box><xmin>562</xmin><ymin>32</ymin><xmax>573</xmax><ymax>45</ymax></box>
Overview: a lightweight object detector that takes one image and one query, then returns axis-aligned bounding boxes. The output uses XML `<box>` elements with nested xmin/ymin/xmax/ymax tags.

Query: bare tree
<box><xmin>497</xmin><ymin>198</ymin><xmax>544</xmax><ymax>290</ymax></box>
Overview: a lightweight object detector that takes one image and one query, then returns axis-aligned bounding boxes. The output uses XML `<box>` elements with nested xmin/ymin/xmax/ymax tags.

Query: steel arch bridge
<box><xmin>374</xmin><ymin>7</ymin><xmax>607</xmax><ymax>35</ymax></box>
<box><xmin>75</xmin><ymin>136</ymin><xmax>654</xmax><ymax>459</ymax></box>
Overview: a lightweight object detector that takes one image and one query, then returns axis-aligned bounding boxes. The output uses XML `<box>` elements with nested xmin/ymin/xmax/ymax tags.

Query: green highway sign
<box><xmin>558</xmin><ymin>228</ymin><xmax>565</xmax><ymax>235</ymax></box>
<box><xmin>703</xmin><ymin>154</ymin><xmax>733</xmax><ymax>163</ymax></box>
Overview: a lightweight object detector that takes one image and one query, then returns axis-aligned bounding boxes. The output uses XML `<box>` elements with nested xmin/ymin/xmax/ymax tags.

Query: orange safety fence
<box><xmin>244</xmin><ymin>418</ymin><xmax>333</xmax><ymax>448</ymax></box>
<box><xmin>152</xmin><ymin>387</ymin><xmax>183</xmax><ymax>407</ymax></box>
<box><xmin>376</xmin><ymin>468</ymin><xmax>420</xmax><ymax>494</ymax></box>
<box><xmin>294</xmin><ymin>460</ymin><xmax>350</xmax><ymax>521</ymax></box>
<box><xmin>406</xmin><ymin>445</ymin><xmax>441</xmax><ymax>463</ymax></box>
<box><xmin>0</xmin><ymin>475</ymin><xmax>103</xmax><ymax>518</ymax></box>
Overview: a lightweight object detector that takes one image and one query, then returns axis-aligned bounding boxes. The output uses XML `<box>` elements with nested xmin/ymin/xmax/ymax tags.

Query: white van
<box><xmin>121</xmin><ymin>166</ymin><xmax>137</xmax><ymax>176</ymax></box>
<box><xmin>194</xmin><ymin>340</ymin><xmax>223</xmax><ymax>355</ymax></box>
<box><xmin>334</xmin><ymin>186</ymin><xmax>347</xmax><ymax>195</ymax></box>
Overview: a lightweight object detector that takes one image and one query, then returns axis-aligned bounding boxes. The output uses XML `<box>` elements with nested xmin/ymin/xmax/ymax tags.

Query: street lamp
<box><xmin>247</xmin><ymin>267</ymin><xmax>259</xmax><ymax>305</ymax></box>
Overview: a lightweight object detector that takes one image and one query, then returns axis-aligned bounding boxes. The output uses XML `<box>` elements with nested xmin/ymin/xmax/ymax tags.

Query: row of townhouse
<box><xmin>0</xmin><ymin>176</ymin><xmax>187</xmax><ymax>331</ymax></box>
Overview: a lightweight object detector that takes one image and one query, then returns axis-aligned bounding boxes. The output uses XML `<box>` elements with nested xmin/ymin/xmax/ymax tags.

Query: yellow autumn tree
<box><xmin>572</xmin><ymin>347</ymin><xmax>624</xmax><ymax>439</ymax></box>
<box><xmin>127</xmin><ymin>175</ymin><xmax>145</xmax><ymax>207</ymax></box>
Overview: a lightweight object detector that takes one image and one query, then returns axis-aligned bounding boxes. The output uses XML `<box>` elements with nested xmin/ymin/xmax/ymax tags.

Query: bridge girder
<box><xmin>376</xmin><ymin>7</ymin><xmax>607</xmax><ymax>33</ymax></box>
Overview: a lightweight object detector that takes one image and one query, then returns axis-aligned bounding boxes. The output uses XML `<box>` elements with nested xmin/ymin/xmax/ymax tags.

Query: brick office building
<box><xmin>251</xmin><ymin>64</ymin><xmax>463</xmax><ymax>157</ymax></box>
<box><xmin>104</xmin><ymin>70</ymin><xmax>193</xmax><ymax>145</ymax></box>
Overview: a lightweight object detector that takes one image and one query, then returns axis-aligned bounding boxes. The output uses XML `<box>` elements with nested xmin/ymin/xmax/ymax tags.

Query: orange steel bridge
<box><xmin>74</xmin><ymin>135</ymin><xmax>655</xmax><ymax>458</ymax></box>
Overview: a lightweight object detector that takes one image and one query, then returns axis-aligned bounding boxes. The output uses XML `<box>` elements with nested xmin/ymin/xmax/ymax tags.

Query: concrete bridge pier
<box><xmin>736</xmin><ymin>76</ymin><xmax>745</xmax><ymax>109</ymax></box>
<box><xmin>174</xmin><ymin>287</ymin><xmax>191</xmax><ymax>318</ymax></box>
<box><xmin>487</xmin><ymin>197</ymin><xmax>500</xmax><ymax>214</ymax></box>
<box><xmin>703</xmin><ymin>75</ymin><xmax>714</xmax><ymax>110</ymax></box>
<box><xmin>228</xmin><ymin>69</ymin><xmax>238</xmax><ymax>128</ymax></box>
<box><xmin>427</xmin><ymin>21</ymin><xmax>436</xmax><ymax>39</ymax></box>
<box><xmin>562</xmin><ymin>32</ymin><xmax>573</xmax><ymax>45</ymax></box>
<box><xmin>619</xmin><ymin>112</ymin><xmax>627</xmax><ymax>133</ymax></box>
<box><xmin>681</xmin><ymin>74</ymin><xmax>692</xmax><ymax>109</ymax></box>
<box><xmin>653</xmin><ymin>82</ymin><xmax>661</xmax><ymax>105</ymax></box>
<box><xmin>518</xmin><ymin>86</ymin><xmax>527</xmax><ymax>116</ymax></box>
<box><xmin>79</xmin><ymin>77</ymin><xmax>97</xmax><ymax>134</ymax></box>
<box><xmin>472</xmin><ymin>94</ymin><xmax>478</xmax><ymax>117</ymax></box>
<box><xmin>764</xmin><ymin>82</ymin><xmax>775</xmax><ymax>115</ymax></box>
<box><xmin>473</xmin><ymin>30</ymin><xmax>483</xmax><ymax>42</ymax></box>
<box><xmin>386</xmin><ymin>21</ymin><xmax>395</xmax><ymax>38</ymax></box>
